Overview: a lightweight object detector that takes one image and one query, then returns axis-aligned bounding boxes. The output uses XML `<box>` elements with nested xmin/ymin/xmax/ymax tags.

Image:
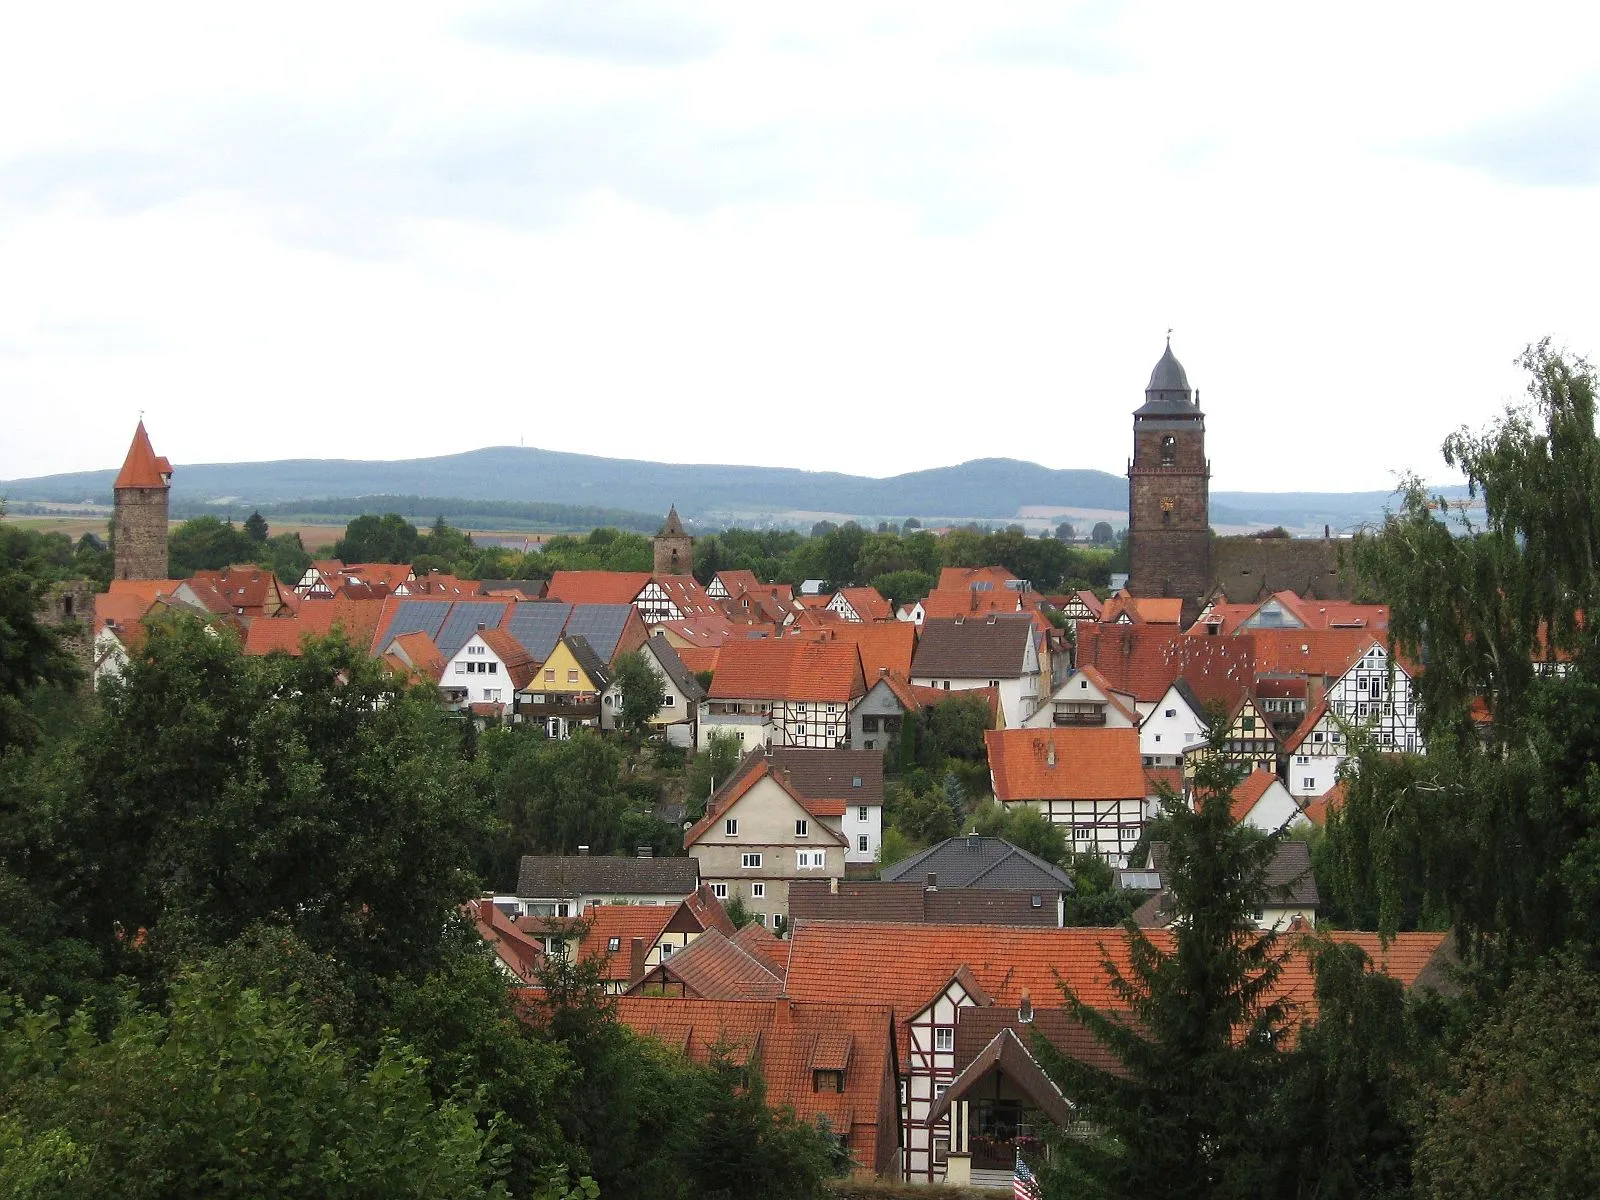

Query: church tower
<box><xmin>1126</xmin><ymin>340</ymin><xmax>1210</xmax><ymax>622</ymax></box>
<box><xmin>653</xmin><ymin>505</ymin><xmax>693</xmax><ymax>576</ymax></box>
<box><xmin>113</xmin><ymin>420</ymin><xmax>173</xmax><ymax>581</ymax></box>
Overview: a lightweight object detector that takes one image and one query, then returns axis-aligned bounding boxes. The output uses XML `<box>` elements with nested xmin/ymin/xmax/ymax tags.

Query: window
<box><xmin>1031</xmin><ymin>893</ymin><xmax>1043</xmax><ymax>908</ymax></box>
<box><xmin>741</xmin><ymin>853</ymin><xmax>763</xmax><ymax>869</ymax></box>
<box><xmin>1241</xmin><ymin>716</ymin><xmax>1256</xmax><ymax>732</ymax></box>
<box><xmin>1160</xmin><ymin>433</ymin><xmax>1176</xmax><ymax>466</ymax></box>
<box><xmin>544</xmin><ymin>668</ymin><xmax>555</xmax><ymax>682</ymax></box>
<box><xmin>751</xmin><ymin>883</ymin><xmax>765</xmax><ymax>898</ymax></box>
<box><xmin>934</xmin><ymin>1026</ymin><xmax>954</xmax><ymax>1053</ymax></box>
<box><xmin>797</xmin><ymin>724</ymin><xmax>807</xmax><ymax>737</ymax></box>
<box><xmin>660</xmin><ymin>941</ymin><xmax>674</xmax><ymax>958</ymax></box>
<box><xmin>797</xmin><ymin>850</ymin><xmax>824</xmax><ymax>869</ymax></box>
<box><xmin>725</xmin><ymin>818</ymin><xmax>739</xmax><ymax>837</ymax></box>
<box><xmin>662</xmin><ymin>694</ymin><xmax>674</xmax><ymax>706</ymax></box>
<box><xmin>795</xmin><ymin>819</ymin><xmax>809</xmax><ymax>837</ymax></box>
<box><xmin>455</xmin><ymin>662</ymin><xmax>466</xmax><ymax>674</ymax></box>
<box><xmin>1303</xmin><ymin>777</ymin><xmax>1315</xmax><ymax>790</ymax></box>
<box><xmin>1312</xmin><ymin>731</ymin><xmax>1324</xmax><ymax>743</ymax></box>
<box><xmin>933</xmin><ymin>1137</ymin><xmax>949</xmax><ymax>1165</ymax></box>
<box><xmin>488</xmin><ymin>662</ymin><xmax>498</xmax><ymax>674</ymax></box>
<box><xmin>567</xmin><ymin>669</ymin><xmax>579</xmax><ymax>684</ymax></box>
<box><xmin>935</xmin><ymin>1083</ymin><xmax>949</xmax><ymax>1099</ymax></box>
<box><xmin>1296</xmin><ymin>755</ymin><xmax>1310</xmax><ymax>765</ymax></box>
<box><xmin>813</xmin><ymin>1068</ymin><xmax>845</xmax><ymax>1093</ymax></box>
<box><xmin>1165</xmin><ymin>708</ymin><xmax>1176</xmax><ymax>718</ymax></box>
<box><xmin>826</xmin><ymin>703</ymin><xmax>837</xmax><ymax>713</ymax></box>
<box><xmin>858</xmin><ymin>805</ymin><xmax>869</xmax><ymax>822</ymax></box>
<box><xmin>711</xmin><ymin>883</ymin><xmax>728</xmax><ymax>899</ymax></box>
<box><xmin>858</xmin><ymin>835</ymin><xmax>869</xmax><ymax>852</ymax></box>
<box><xmin>754</xmin><ymin>913</ymin><xmax>766</xmax><ymax>926</ymax></box>
<box><xmin>862</xmin><ymin>715</ymin><xmax>879</xmax><ymax>732</ymax></box>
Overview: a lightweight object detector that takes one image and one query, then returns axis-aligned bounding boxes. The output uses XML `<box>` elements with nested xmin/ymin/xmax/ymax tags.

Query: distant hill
<box><xmin>1</xmin><ymin>446</ymin><xmax>1461</xmax><ymax>532</ymax></box>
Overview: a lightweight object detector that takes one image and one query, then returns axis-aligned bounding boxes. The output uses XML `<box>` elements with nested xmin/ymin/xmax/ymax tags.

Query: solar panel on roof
<box><xmin>434</xmin><ymin>601</ymin><xmax>512</xmax><ymax>658</ymax></box>
<box><xmin>505</xmin><ymin>603</ymin><xmax>573</xmax><ymax>662</ymax></box>
<box><xmin>376</xmin><ymin>600</ymin><xmax>451</xmax><ymax>648</ymax></box>
<box><xmin>565</xmin><ymin>604</ymin><xmax>631</xmax><ymax>661</ymax></box>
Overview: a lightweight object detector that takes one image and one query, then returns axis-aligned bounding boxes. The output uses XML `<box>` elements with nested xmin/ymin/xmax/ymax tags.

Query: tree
<box><xmin>243</xmin><ymin>509</ymin><xmax>270</xmax><ymax>544</ymax></box>
<box><xmin>1091</xmin><ymin>521</ymin><xmax>1115</xmax><ymax>546</ymax></box>
<box><xmin>0</xmin><ymin>964</ymin><xmax>511</xmax><ymax>1199</ymax></box>
<box><xmin>869</xmin><ymin>569</ymin><xmax>934</xmax><ymax>608</ymax></box>
<box><xmin>335</xmin><ymin>512</ymin><xmax>423</xmax><ymax>564</ymax></box>
<box><xmin>167</xmin><ymin>515</ymin><xmax>258</xmax><ymax>574</ymax></box>
<box><xmin>1055</xmin><ymin>522</ymin><xmax>1076</xmax><ymax>542</ymax></box>
<box><xmin>1414</xmin><ymin>960</ymin><xmax>1600</xmax><ymax>1198</ymax></box>
<box><xmin>0</xmin><ymin>523</ymin><xmax>81</xmax><ymax>754</ymax></box>
<box><xmin>923</xmin><ymin>693</ymin><xmax>991</xmax><ymax>761</ymax></box>
<box><xmin>685</xmin><ymin>733</ymin><xmax>743</xmax><ymax>820</ymax></box>
<box><xmin>610</xmin><ymin>650</ymin><xmax>668</xmax><ymax>736</ymax></box>
<box><xmin>1036</xmin><ymin>749</ymin><xmax>1292</xmax><ymax>1199</ymax></box>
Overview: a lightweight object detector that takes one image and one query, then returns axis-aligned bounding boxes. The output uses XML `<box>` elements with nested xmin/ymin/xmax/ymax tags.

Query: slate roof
<box><xmin>113</xmin><ymin>420</ymin><xmax>173</xmax><ymax>489</ymax></box>
<box><xmin>986</xmin><ymin>727</ymin><xmax>1145</xmax><ymax>801</ymax></box>
<box><xmin>879</xmin><ymin>835</ymin><xmax>1075</xmax><ymax>893</ymax></box>
<box><xmin>563</xmin><ymin>634</ymin><xmax>611</xmax><ymax>690</ymax></box>
<box><xmin>787</xmin><ymin>880</ymin><xmax>1058</xmax><ymax>926</ymax></box>
<box><xmin>1147</xmin><ymin>838</ymin><xmax>1320</xmax><ymax>908</ymax></box>
<box><xmin>646</xmin><ymin>634</ymin><xmax>707</xmax><ymax>702</ymax></box>
<box><xmin>911</xmin><ymin>616</ymin><xmax>1034</xmax><ymax>679</ymax></box>
<box><xmin>515</xmin><ymin>855</ymin><xmax>699</xmax><ymax>899</ymax></box>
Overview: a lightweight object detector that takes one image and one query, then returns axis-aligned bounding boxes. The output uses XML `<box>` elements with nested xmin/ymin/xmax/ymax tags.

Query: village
<box><xmin>52</xmin><ymin>342</ymin><xmax>1462</xmax><ymax>1189</ymax></box>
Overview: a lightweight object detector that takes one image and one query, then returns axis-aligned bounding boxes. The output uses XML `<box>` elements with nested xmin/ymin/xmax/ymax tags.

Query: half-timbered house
<box><xmin>985</xmin><ymin>727</ymin><xmax>1146</xmax><ymax>865</ymax></box>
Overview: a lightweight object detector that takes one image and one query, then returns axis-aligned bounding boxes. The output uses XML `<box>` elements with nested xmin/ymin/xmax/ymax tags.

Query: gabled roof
<box><xmin>911</xmin><ymin>615</ymin><xmax>1035</xmax><ymax>679</ymax></box>
<box><xmin>787</xmin><ymin>880</ymin><xmax>1058</xmax><ymax>926</ymax></box>
<box><xmin>1147</xmin><ymin>839</ymin><xmax>1320</xmax><ymax>909</ymax></box>
<box><xmin>515</xmin><ymin>854</ymin><xmax>699</xmax><ymax>899</ymax></box>
<box><xmin>708</xmin><ymin>639</ymin><xmax>865</xmax><ymax>703</ymax></box>
<box><xmin>1229</xmin><ymin>769</ymin><xmax>1285</xmax><ymax>824</ymax></box>
<box><xmin>1282</xmin><ymin>700</ymin><xmax>1331</xmax><ymax>752</ymax></box>
<box><xmin>645</xmin><ymin>634</ymin><xmax>707</xmax><ymax>702</ymax></box>
<box><xmin>762</xmin><ymin>746</ymin><xmax>884</xmax><ymax>807</ymax></box>
<box><xmin>986</xmin><ymin>727</ymin><xmax>1145</xmax><ymax>801</ymax></box>
<box><xmin>1075</xmin><ymin>624</ymin><xmax>1258</xmax><ymax>709</ymax></box>
<box><xmin>925</xmin><ymin>1026</ymin><xmax>1075</xmax><ymax>1130</ymax></box>
<box><xmin>791</xmin><ymin>622</ymin><xmax>917</xmax><ymax>680</ymax></box>
<box><xmin>466</xmin><ymin>899</ymin><xmax>544</xmax><ymax>985</ymax></box>
<box><xmin>1101</xmin><ymin>592</ymin><xmax>1184</xmax><ymax>626</ymax></box>
<box><xmin>831</xmin><ymin>587</ymin><xmax>893</xmax><ymax>622</ymax></box>
<box><xmin>113</xmin><ymin>420</ymin><xmax>173</xmax><ymax>489</ymax></box>
<box><xmin>1065</xmin><ymin>664</ymin><xmax>1140</xmax><ymax>724</ymax></box>
<box><xmin>575</xmin><ymin>905</ymin><xmax>677</xmax><ymax>983</ymax></box>
<box><xmin>477</xmin><ymin>628</ymin><xmax>539</xmax><ymax>690</ymax></box>
<box><xmin>879</xmin><ymin>835</ymin><xmax>1075</xmax><ymax>893</ymax></box>
<box><xmin>630</xmin><ymin>927</ymin><xmax>783</xmax><ymax>1000</ymax></box>
<box><xmin>562</xmin><ymin>634</ymin><xmax>611</xmax><ymax>691</ymax></box>
<box><xmin>385</xmin><ymin>630</ymin><xmax>446</xmax><ymax>680</ymax></box>
<box><xmin>1302</xmin><ymin>780</ymin><xmax>1346</xmax><ymax>827</ymax></box>
<box><xmin>685</xmin><ymin>755</ymin><xmax>853</xmax><ymax>847</ymax></box>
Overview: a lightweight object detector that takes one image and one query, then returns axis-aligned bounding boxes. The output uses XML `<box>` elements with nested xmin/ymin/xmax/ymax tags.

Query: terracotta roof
<box><xmin>782</xmin><ymin>921</ymin><xmax>1450</xmax><ymax>1068</ymax></box>
<box><xmin>630</xmin><ymin>928</ymin><xmax>783</xmax><ymax>1000</ymax></box>
<box><xmin>1074</xmin><ymin>624</ymin><xmax>1258</xmax><ymax>708</ymax></box>
<box><xmin>831</xmin><ymin>587</ymin><xmax>893</xmax><ymax>622</ymax></box>
<box><xmin>731</xmin><ymin>921</ymin><xmax>788</xmax><ymax>971</ymax></box>
<box><xmin>674</xmin><ymin>646</ymin><xmax>720</xmax><ymax>676</ymax></box>
<box><xmin>1250</xmin><ymin>628</ymin><xmax>1384</xmax><ymax>679</ymax></box>
<box><xmin>294</xmin><ymin>596</ymin><xmax>387</xmax><ymax>650</ymax></box>
<box><xmin>576</xmin><ymin>905</ymin><xmax>677</xmax><ymax>982</ymax></box>
<box><xmin>937</xmin><ymin>566</ymin><xmax>1020</xmax><ymax>591</ymax></box>
<box><xmin>113</xmin><ymin>420</ymin><xmax>173</xmax><ymax>489</ymax></box>
<box><xmin>657</xmin><ymin>613</ymin><xmax>746</xmax><ymax>647</ymax></box>
<box><xmin>477</xmin><ymin>627</ymin><xmax>539</xmax><ymax>690</ymax></box>
<box><xmin>1101</xmin><ymin>593</ymin><xmax>1184</xmax><ymax>625</ymax></box>
<box><xmin>546</xmin><ymin>571</ymin><xmax>651</xmax><ymax>606</ymax></box>
<box><xmin>986</xmin><ymin>727</ymin><xmax>1144</xmax><ymax>801</ymax></box>
<box><xmin>911</xmin><ymin>615</ymin><xmax>1035</xmax><ymax>679</ymax></box>
<box><xmin>708</xmin><ymin>639</ymin><xmax>865</xmax><ymax>703</ymax></box>
<box><xmin>613</xmin><ymin>997</ymin><xmax>899</xmax><ymax>1176</ymax></box>
<box><xmin>466</xmin><ymin>898</ymin><xmax>544</xmax><ymax>985</ymax></box>
<box><xmin>96</xmin><ymin>583</ymin><xmax>176</xmax><ymax>631</ymax></box>
<box><xmin>1282</xmin><ymin>700</ymin><xmax>1331</xmax><ymax>752</ymax></box>
<box><xmin>918</xmin><ymin>587</ymin><xmax>1042</xmax><ymax>621</ymax></box>
<box><xmin>684</xmin><ymin>882</ymin><xmax>738</xmax><ymax>938</ymax></box>
<box><xmin>344</xmin><ymin>563</ymin><xmax>416</xmax><ymax>591</ymax></box>
<box><xmin>908</xmin><ymin>682</ymin><xmax>1002</xmax><ymax>724</ymax></box>
<box><xmin>1144</xmin><ymin>766</ymin><xmax>1186</xmax><ymax>797</ymax></box>
<box><xmin>790</xmin><ymin>622</ymin><xmax>917</xmax><ymax>680</ymax></box>
<box><xmin>1303</xmin><ymin>780</ymin><xmax>1346</xmax><ymax>827</ymax></box>
<box><xmin>1229</xmin><ymin>769</ymin><xmax>1284</xmax><ymax>824</ymax></box>
<box><xmin>242</xmin><ymin>618</ymin><xmax>311</xmax><ymax>656</ymax></box>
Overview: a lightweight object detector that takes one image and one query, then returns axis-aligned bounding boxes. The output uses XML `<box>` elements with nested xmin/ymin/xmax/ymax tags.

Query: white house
<box><xmin>910</xmin><ymin>616</ymin><xmax>1042</xmax><ymax>728</ymax></box>
<box><xmin>1139</xmin><ymin>679</ymin><xmax>1209</xmax><ymax>769</ymax></box>
<box><xmin>1284</xmin><ymin>640</ymin><xmax>1423</xmax><ymax>800</ymax></box>
<box><xmin>1022</xmin><ymin>665</ymin><xmax>1139</xmax><ymax>731</ymax></box>
<box><xmin>1229</xmin><ymin>769</ymin><xmax>1307</xmax><ymax>833</ymax></box>
<box><xmin>600</xmin><ymin>633</ymin><xmax>706</xmax><ymax>748</ymax></box>
<box><xmin>439</xmin><ymin>628</ymin><xmax>536</xmax><ymax>711</ymax></box>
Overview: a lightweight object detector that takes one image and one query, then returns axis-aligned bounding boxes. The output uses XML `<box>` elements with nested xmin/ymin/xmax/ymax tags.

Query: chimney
<box><xmin>1046</xmin><ymin>740</ymin><xmax>1056</xmax><ymax>768</ymax></box>
<box><xmin>629</xmin><ymin>937</ymin><xmax>647</xmax><ymax>988</ymax></box>
<box><xmin>926</xmin><ymin>872</ymin><xmax>937</xmax><ymax>891</ymax></box>
<box><xmin>829</xmin><ymin>876</ymin><xmax>839</xmax><ymax>895</ymax></box>
<box><xmin>1019</xmin><ymin>989</ymin><xmax>1034</xmax><ymax>1023</ymax></box>
<box><xmin>636</xmin><ymin>845</ymin><xmax>653</xmax><ymax>858</ymax></box>
<box><xmin>967</xmin><ymin>832</ymin><xmax>979</xmax><ymax>850</ymax></box>
<box><xmin>577</xmin><ymin>845</ymin><xmax>590</xmax><ymax>856</ymax></box>
<box><xmin>880</xmin><ymin>666</ymin><xmax>888</xmax><ymax>675</ymax></box>
<box><xmin>476</xmin><ymin>622</ymin><xmax>486</xmax><ymax>631</ymax></box>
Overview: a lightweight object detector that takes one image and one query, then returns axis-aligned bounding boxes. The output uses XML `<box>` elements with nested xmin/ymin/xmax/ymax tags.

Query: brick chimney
<box><xmin>629</xmin><ymin>937</ymin><xmax>648</xmax><ymax>988</ymax></box>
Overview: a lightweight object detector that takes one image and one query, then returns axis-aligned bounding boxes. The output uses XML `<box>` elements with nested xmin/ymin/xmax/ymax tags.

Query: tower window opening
<box><xmin>1160</xmin><ymin>434</ymin><xmax>1176</xmax><ymax>466</ymax></box>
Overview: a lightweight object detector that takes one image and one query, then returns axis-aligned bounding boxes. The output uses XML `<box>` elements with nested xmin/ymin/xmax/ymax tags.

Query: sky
<box><xmin>3</xmin><ymin>2</ymin><xmax>1599</xmax><ymax>494</ymax></box>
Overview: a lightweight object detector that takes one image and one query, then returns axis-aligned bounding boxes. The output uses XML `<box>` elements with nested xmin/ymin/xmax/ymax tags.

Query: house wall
<box><xmin>903</xmin><ymin>977</ymin><xmax>981</xmax><ymax>1183</ymax></box>
<box><xmin>1237</xmin><ymin>782</ymin><xmax>1306</xmax><ymax>834</ymax></box>
<box><xmin>442</xmin><ymin>636</ymin><xmax>514</xmax><ymax>706</ymax></box>
<box><xmin>697</xmin><ymin>708</ymin><xmax>774</xmax><ymax>751</ymax></box>
<box><xmin>842</xmin><ymin>801</ymin><xmax>883</xmax><ymax>864</ymax></box>
<box><xmin>600</xmin><ymin>647</ymin><xmax>696</xmax><ymax>736</ymax></box>
<box><xmin>1139</xmin><ymin>686</ymin><xmax>1207</xmax><ymax>768</ymax></box>
<box><xmin>1023</xmin><ymin>797</ymin><xmax>1145</xmax><ymax>867</ymax></box>
<box><xmin>1287</xmin><ymin>746</ymin><xmax>1343</xmax><ymax>799</ymax></box>
<box><xmin>850</xmin><ymin>681</ymin><xmax>907</xmax><ymax>753</ymax></box>
<box><xmin>911</xmin><ymin>675</ymin><xmax>1031</xmax><ymax>729</ymax></box>
<box><xmin>1021</xmin><ymin>671</ymin><xmax>1138</xmax><ymax>730</ymax></box>
<box><xmin>688</xmin><ymin>776</ymin><xmax>845</xmax><ymax>927</ymax></box>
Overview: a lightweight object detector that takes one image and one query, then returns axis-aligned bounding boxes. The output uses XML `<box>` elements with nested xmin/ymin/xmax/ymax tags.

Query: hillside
<box><xmin>1</xmin><ymin>446</ymin><xmax>1462</xmax><ymax>531</ymax></box>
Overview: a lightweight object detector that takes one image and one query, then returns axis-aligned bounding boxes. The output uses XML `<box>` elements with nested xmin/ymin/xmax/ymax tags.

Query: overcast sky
<box><xmin>3</xmin><ymin>2</ymin><xmax>1598</xmax><ymax>493</ymax></box>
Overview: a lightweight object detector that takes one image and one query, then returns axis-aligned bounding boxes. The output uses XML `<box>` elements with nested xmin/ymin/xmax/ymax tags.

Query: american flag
<box><xmin>1014</xmin><ymin>1149</ymin><xmax>1042</xmax><ymax>1200</ymax></box>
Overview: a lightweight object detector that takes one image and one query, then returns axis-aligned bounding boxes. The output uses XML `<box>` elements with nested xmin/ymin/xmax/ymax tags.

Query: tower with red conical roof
<box><xmin>113</xmin><ymin>420</ymin><xmax>173</xmax><ymax>581</ymax></box>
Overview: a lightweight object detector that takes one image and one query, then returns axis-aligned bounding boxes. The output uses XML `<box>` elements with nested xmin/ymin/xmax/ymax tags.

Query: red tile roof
<box><xmin>1074</xmin><ymin>624</ymin><xmax>1258</xmax><ymax>709</ymax></box>
<box><xmin>476</xmin><ymin>627</ymin><xmax>539</xmax><ymax>690</ymax></box>
<box><xmin>113</xmin><ymin>420</ymin><xmax>173</xmax><ymax>489</ymax></box>
<box><xmin>1282</xmin><ymin>700</ymin><xmax>1330</xmax><ymax>753</ymax></box>
<box><xmin>630</xmin><ymin>928</ymin><xmax>784</xmax><ymax>1000</ymax></box>
<box><xmin>1250</xmin><ymin>629</ymin><xmax>1381</xmax><ymax>680</ymax></box>
<box><xmin>614</xmin><ymin>996</ymin><xmax>900</xmax><ymax>1176</ymax></box>
<box><xmin>576</xmin><ymin>905</ymin><xmax>677</xmax><ymax>983</ymax></box>
<box><xmin>832</xmin><ymin>587</ymin><xmax>893</xmax><ymax>622</ymax></box>
<box><xmin>790</xmin><ymin>622</ymin><xmax>917</xmax><ymax>680</ymax></box>
<box><xmin>546</xmin><ymin>571</ymin><xmax>651</xmax><ymax>606</ymax></box>
<box><xmin>673</xmin><ymin>646</ymin><xmax>720</xmax><ymax>676</ymax></box>
<box><xmin>466</xmin><ymin>898</ymin><xmax>544</xmax><ymax>985</ymax></box>
<box><xmin>986</xmin><ymin>728</ymin><xmax>1145</xmax><ymax>801</ymax></box>
<box><xmin>1302</xmin><ymin>780</ymin><xmax>1346</xmax><ymax>827</ymax></box>
<box><xmin>1229</xmin><ymin>768</ymin><xmax>1283</xmax><ymax>824</ymax></box>
<box><xmin>1072</xmin><ymin>664</ymin><xmax>1140</xmax><ymax>724</ymax></box>
<box><xmin>730</xmin><ymin>921</ymin><xmax>789</xmax><ymax>972</ymax></box>
<box><xmin>1101</xmin><ymin>592</ymin><xmax>1184</xmax><ymax>625</ymax></box>
<box><xmin>708</xmin><ymin>639</ymin><xmax>865</xmax><ymax>704</ymax></box>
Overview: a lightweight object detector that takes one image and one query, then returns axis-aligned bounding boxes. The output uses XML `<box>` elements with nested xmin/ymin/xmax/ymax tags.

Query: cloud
<box><xmin>461</xmin><ymin>1</ymin><xmax>722</xmax><ymax>65</ymax></box>
<box><xmin>1419</xmin><ymin>74</ymin><xmax>1600</xmax><ymax>186</ymax></box>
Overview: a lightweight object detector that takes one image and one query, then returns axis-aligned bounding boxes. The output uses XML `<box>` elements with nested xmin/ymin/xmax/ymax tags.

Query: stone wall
<box><xmin>653</xmin><ymin>532</ymin><xmax>692</xmax><ymax>576</ymax></box>
<box><xmin>1210</xmin><ymin>535</ymin><xmax>1356</xmax><ymax>602</ymax></box>
<box><xmin>35</xmin><ymin>580</ymin><xmax>98</xmax><ymax>680</ymax></box>
<box><xmin>114</xmin><ymin>486</ymin><xmax>169</xmax><ymax>581</ymax></box>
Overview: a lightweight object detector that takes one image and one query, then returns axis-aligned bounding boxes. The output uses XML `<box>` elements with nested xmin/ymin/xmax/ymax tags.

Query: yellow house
<box><xmin>518</xmin><ymin>634</ymin><xmax>611</xmax><ymax>737</ymax></box>
<box><xmin>1185</xmin><ymin>692</ymin><xmax>1280</xmax><ymax>780</ymax></box>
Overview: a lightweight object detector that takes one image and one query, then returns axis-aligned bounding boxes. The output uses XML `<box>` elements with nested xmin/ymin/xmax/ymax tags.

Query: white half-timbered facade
<box><xmin>986</xmin><ymin>728</ymin><xmax>1148</xmax><ymax>867</ymax></box>
<box><xmin>1285</xmin><ymin>641</ymin><xmax>1423</xmax><ymax>799</ymax></box>
<box><xmin>903</xmin><ymin>969</ymin><xmax>987</xmax><ymax>1184</ymax></box>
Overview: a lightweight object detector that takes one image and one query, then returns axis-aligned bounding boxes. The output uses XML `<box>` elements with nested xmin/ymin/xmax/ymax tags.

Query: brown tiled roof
<box><xmin>986</xmin><ymin>727</ymin><xmax>1144</xmax><ymax>801</ymax></box>
<box><xmin>911</xmin><ymin>616</ymin><xmax>1035</xmax><ymax>679</ymax></box>
<box><xmin>731</xmin><ymin>921</ymin><xmax>789</xmax><ymax>971</ymax></box>
<box><xmin>788</xmin><ymin>880</ymin><xmax>1057</xmax><ymax>926</ymax></box>
<box><xmin>466</xmin><ymin>898</ymin><xmax>544</xmax><ymax>985</ymax></box>
<box><xmin>576</xmin><ymin>905</ymin><xmax>677</xmax><ymax>983</ymax></box>
<box><xmin>1250</xmin><ymin>629</ymin><xmax>1381</xmax><ymax>679</ymax></box>
<box><xmin>790</xmin><ymin>622</ymin><xmax>917</xmax><ymax>680</ymax></box>
<box><xmin>113</xmin><ymin>420</ymin><xmax>173</xmax><ymax>489</ymax></box>
<box><xmin>388</xmin><ymin>630</ymin><xmax>446</xmax><ymax>679</ymax></box>
<box><xmin>708</xmin><ymin>639</ymin><xmax>865</xmax><ymax>703</ymax></box>
<box><xmin>632</xmin><ymin>928</ymin><xmax>783</xmax><ymax>999</ymax></box>
<box><xmin>613</xmin><ymin>997</ymin><xmax>899</xmax><ymax>1177</ymax></box>
<box><xmin>1074</xmin><ymin>624</ymin><xmax>1258</xmax><ymax>708</ymax></box>
<box><xmin>294</xmin><ymin>596</ymin><xmax>388</xmax><ymax>650</ymax></box>
<box><xmin>478</xmin><ymin>627</ymin><xmax>539</xmax><ymax>690</ymax></box>
<box><xmin>1282</xmin><ymin>700</ymin><xmax>1330</xmax><ymax>752</ymax></box>
<box><xmin>764</xmin><ymin>747</ymin><xmax>884</xmax><ymax>806</ymax></box>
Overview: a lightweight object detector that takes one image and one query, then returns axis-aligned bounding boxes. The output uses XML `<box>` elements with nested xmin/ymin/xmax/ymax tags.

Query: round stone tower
<box><xmin>113</xmin><ymin>420</ymin><xmax>173</xmax><ymax>581</ymax></box>
<box><xmin>1125</xmin><ymin>340</ymin><xmax>1211</xmax><ymax>622</ymax></box>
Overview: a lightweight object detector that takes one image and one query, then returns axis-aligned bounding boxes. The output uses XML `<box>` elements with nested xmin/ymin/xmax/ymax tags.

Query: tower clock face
<box><xmin>1161</xmin><ymin>497</ymin><xmax>1176</xmax><ymax>512</ymax></box>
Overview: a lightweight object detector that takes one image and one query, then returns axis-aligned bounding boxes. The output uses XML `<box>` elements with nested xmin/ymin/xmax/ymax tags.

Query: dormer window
<box><xmin>813</xmin><ymin>1069</ymin><xmax>845</xmax><ymax>1093</ymax></box>
<box><xmin>607</xmin><ymin>937</ymin><xmax>620</xmax><ymax>952</ymax></box>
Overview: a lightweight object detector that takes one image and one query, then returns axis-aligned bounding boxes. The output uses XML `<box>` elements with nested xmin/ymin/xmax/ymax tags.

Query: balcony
<box><xmin>1052</xmin><ymin>707</ymin><xmax>1107</xmax><ymax>726</ymax></box>
<box><xmin>518</xmin><ymin>693</ymin><xmax>601</xmax><ymax>721</ymax></box>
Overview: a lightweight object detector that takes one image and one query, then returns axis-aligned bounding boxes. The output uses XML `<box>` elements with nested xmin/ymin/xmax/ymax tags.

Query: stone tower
<box><xmin>1126</xmin><ymin>340</ymin><xmax>1210</xmax><ymax>623</ymax></box>
<box><xmin>653</xmin><ymin>506</ymin><xmax>693</xmax><ymax>576</ymax></box>
<box><xmin>113</xmin><ymin>420</ymin><xmax>173</xmax><ymax>581</ymax></box>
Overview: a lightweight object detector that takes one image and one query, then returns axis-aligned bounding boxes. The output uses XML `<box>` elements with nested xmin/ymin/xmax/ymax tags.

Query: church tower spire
<box><xmin>1125</xmin><ymin>341</ymin><xmax>1210</xmax><ymax>622</ymax></box>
